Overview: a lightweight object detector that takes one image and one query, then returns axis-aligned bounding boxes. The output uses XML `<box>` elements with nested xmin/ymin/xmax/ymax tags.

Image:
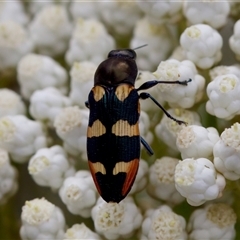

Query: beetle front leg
<box><xmin>139</xmin><ymin>92</ymin><xmax>187</xmax><ymax>125</ymax></box>
<box><xmin>136</xmin><ymin>79</ymin><xmax>192</xmax><ymax>91</ymax></box>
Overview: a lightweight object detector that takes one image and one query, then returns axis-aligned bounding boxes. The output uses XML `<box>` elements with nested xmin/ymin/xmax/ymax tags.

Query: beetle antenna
<box><xmin>133</xmin><ymin>44</ymin><xmax>148</xmax><ymax>50</ymax></box>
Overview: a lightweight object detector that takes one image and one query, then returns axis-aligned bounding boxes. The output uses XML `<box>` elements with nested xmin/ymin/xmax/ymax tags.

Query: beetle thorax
<box><xmin>94</xmin><ymin>57</ymin><xmax>138</xmax><ymax>87</ymax></box>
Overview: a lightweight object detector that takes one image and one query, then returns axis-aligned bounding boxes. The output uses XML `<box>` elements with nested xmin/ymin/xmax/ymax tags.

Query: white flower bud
<box><xmin>141</xmin><ymin>205</ymin><xmax>187</xmax><ymax>240</ymax></box>
<box><xmin>0</xmin><ymin>21</ymin><xmax>33</xmax><ymax>70</ymax></box>
<box><xmin>175</xmin><ymin>158</ymin><xmax>226</xmax><ymax>206</ymax></box>
<box><xmin>29</xmin><ymin>5</ymin><xmax>72</xmax><ymax>56</ymax></box>
<box><xmin>176</xmin><ymin>125</ymin><xmax>220</xmax><ymax>159</ymax></box>
<box><xmin>0</xmin><ymin>115</ymin><xmax>47</xmax><ymax>163</ymax></box>
<box><xmin>155</xmin><ymin>108</ymin><xmax>201</xmax><ymax>151</ymax></box>
<box><xmin>209</xmin><ymin>65</ymin><xmax>240</xmax><ymax>80</ymax></box>
<box><xmin>54</xmin><ymin>106</ymin><xmax>88</xmax><ymax>160</ymax></box>
<box><xmin>153</xmin><ymin>59</ymin><xmax>205</xmax><ymax>108</ymax></box>
<box><xmin>188</xmin><ymin>203</ymin><xmax>237</xmax><ymax>240</ymax></box>
<box><xmin>64</xmin><ymin>223</ymin><xmax>101</xmax><ymax>240</ymax></box>
<box><xmin>20</xmin><ymin>198</ymin><xmax>65</xmax><ymax>240</ymax></box>
<box><xmin>69</xmin><ymin>61</ymin><xmax>97</xmax><ymax>108</ymax></box>
<box><xmin>29</xmin><ymin>1</ymin><xmax>68</xmax><ymax>15</ymax></box>
<box><xmin>213</xmin><ymin>123</ymin><xmax>240</xmax><ymax>180</ymax></box>
<box><xmin>147</xmin><ymin>157</ymin><xmax>184</xmax><ymax>205</ymax></box>
<box><xmin>92</xmin><ymin>197</ymin><xmax>142</xmax><ymax>240</ymax></box>
<box><xmin>99</xmin><ymin>1</ymin><xmax>142</xmax><ymax>36</ymax></box>
<box><xmin>183</xmin><ymin>1</ymin><xmax>230</xmax><ymax>29</ymax></box>
<box><xmin>0</xmin><ymin>1</ymin><xmax>29</xmax><ymax>25</ymax></box>
<box><xmin>130</xmin><ymin>17</ymin><xmax>174</xmax><ymax>71</ymax></box>
<box><xmin>0</xmin><ymin>89</ymin><xmax>26</xmax><ymax>117</ymax></box>
<box><xmin>136</xmin><ymin>1</ymin><xmax>182</xmax><ymax>24</ymax></box>
<box><xmin>28</xmin><ymin>145</ymin><xmax>75</xmax><ymax>190</ymax></box>
<box><xmin>59</xmin><ymin>170</ymin><xmax>97</xmax><ymax>218</ymax></box>
<box><xmin>229</xmin><ymin>20</ymin><xmax>240</xmax><ymax>61</ymax></box>
<box><xmin>17</xmin><ymin>53</ymin><xmax>68</xmax><ymax>99</ymax></box>
<box><xmin>30</xmin><ymin>87</ymin><xmax>72</xmax><ymax>125</ymax></box>
<box><xmin>180</xmin><ymin>24</ymin><xmax>223</xmax><ymax>69</ymax></box>
<box><xmin>66</xmin><ymin>18</ymin><xmax>115</xmax><ymax>66</ymax></box>
<box><xmin>70</xmin><ymin>2</ymin><xmax>101</xmax><ymax>21</ymax></box>
<box><xmin>206</xmin><ymin>74</ymin><xmax>240</xmax><ymax>120</ymax></box>
<box><xmin>0</xmin><ymin>148</ymin><xmax>18</xmax><ymax>204</ymax></box>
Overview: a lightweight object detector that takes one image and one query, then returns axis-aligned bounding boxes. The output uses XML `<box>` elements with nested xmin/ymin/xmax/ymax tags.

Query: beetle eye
<box><xmin>108</xmin><ymin>49</ymin><xmax>136</xmax><ymax>60</ymax></box>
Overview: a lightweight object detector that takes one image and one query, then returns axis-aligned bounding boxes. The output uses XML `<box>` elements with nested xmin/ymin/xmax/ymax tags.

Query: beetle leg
<box><xmin>141</xmin><ymin>136</ymin><xmax>154</xmax><ymax>155</ymax></box>
<box><xmin>85</xmin><ymin>101</ymin><xmax>90</xmax><ymax>109</ymax></box>
<box><xmin>139</xmin><ymin>92</ymin><xmax>187</xmax><ymax>125</ymax></box>
<box><xmin>136</xmin><ymin>79</ymin><xmax>192</xmax><ymax>91</ymax></box>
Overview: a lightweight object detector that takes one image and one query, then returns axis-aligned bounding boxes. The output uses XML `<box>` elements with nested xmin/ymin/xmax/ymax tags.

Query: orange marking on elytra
<box><xmin>112</xmin><ymin>120</ymin><xmax>139</xmax><ymax>137</ymax></box>
<box><xmin>115</xmin><ymin>84</ymin><xmax>134</xmax><ymax>101</ymax></box>
<box><xmin>92</xmin><ymin>86</ymin><xmax>105</xmax><ymax>102</ymax></box>
<box><xmin>88</xmin><ymin>161</ymin><xmax>106</xmax><ymax>195</ymax></box>
<box><xmin>122</xmin><ymin>159</ymin><xmax>139</xmax><ymax>196</ymax></box>
<box><xmin>112</xmin><ymin>159</ymin><xmax>139</xmax><ymax>196</ymax></box>
<box><xmin>87</xmin><ymin>120</ymin><xmax>106</xmax><ymax>138</ymax></box>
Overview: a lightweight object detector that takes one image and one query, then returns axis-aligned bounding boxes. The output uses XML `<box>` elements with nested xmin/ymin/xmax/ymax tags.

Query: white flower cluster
<box><xmin>141</xmin><ymin>205</ymin><xmax>187</xmax><ymax>240</ymax></box>
<box><xmin>100</xmin><ymin>1</ymin><xmax>142</xmax><ymax>37</ymax></box>
<box><xmin>59</xmin><ymin>170</ymin><xmax>97</xmax><ymax>218</ymax></box>
<box><xmin>64</xmin><ymin>223</ymin><xmax>101</xmax><ymax>240</ymax></box>
<box><xmin>229</xmin><ymin>20</ymin><xmax>240</xmax><ymax>60</ymax></box>
<box><xmin>69</xmin><ymin>2</ymin><xmax>101</xmax><ymax>21</ymax></box>
<box><xmin>155</xmin><ymin>108</ymin><xmax>201</xmax><ymax>151</ymax></box>
<box><xmin>0</xmin><ymin>89</ymin><xmax>26</xmax><ymax>117</ymax></box>
<box><xmin>213</xmin><ymin>123</ymin><xmax>240</xmax><ymax>180</ymax></box>
<box><xmin>54</xmin><ymin>106</ymin><xmax>89</xmax><ymax>161</ymax></box>
<box><xmin>206</xmin><ymin>73</ymin><xmax>240</xmax><ymax>120</ymax></box>
<box><xmin>0</xmin><ymin>1</ymin><xmax>29</xmax><ymax>25</ymax></box>
<box><xmin>153</xmin><ymin>59</ymin><xmax>205</xmax><ymax>108</ymax></box>
<box><xmin>136</xmin><ymin>1</ymin><xmax>182</xmax><ymax>24</ymax></box>
<box><xmin>0</xmin><ymin>115</ymin><xmax>47</xmax><ymax>163</ymax></box>
<box><xmin>92</xmin><ymin>197</ymin><xmax>142</xmax><ymax>240</ymax></box>
<box><xmin>183</xmin><ymin>1</ymin><xmax>230</xmax><ymax>29</ymax></box>
<box><xmin>66</xmin><ymin>18</ymin><xmax>115</xmax><ymax>66</ymax></box>
<box><xmin>0</xmin><ymin>1</ymin><xmax>239</xmax><ymax>239</ymax></box>
<box><xmin>188</xmin><ymin>203</ymin><xmax>236</xmax><ymax>240</ymax></box>
<box><xmin>30</xmin><ymin>87</ymin><xmax>72</xmax><ymax>125</ymax></box>
<box><xmin>176</xmin><ymin>125</ymin><xmax>220</xmax><ymax>159</ymax></box>
<box><xmin>175</xmin><ymin>158</ymin><xmax>226</xmax><ymax>206</ymax></box>
<box><xmin>147</xmin><ymin>157</ymin><xmax>184</xmax><ymax>205</ymax></box>
<box><xmin>29</xmin><ymin>5</ymin><xmax>72</xmax><ymax>56</ymax></box>
<box><xmin>69</xmin><ymin>61</ymin><xmax>97</xmax><ymax>108</ymax></box>
<box><xmin>28</xmin><ymin>145</ymin><xmax>75</xmax><ymax>190</ymax></box>
<box><xmin>0</xmin><ymin>148</ymin><xmax>18</xmax><ymax>204</ymax></box>
<box><xmin>17</xmin><ymin>53</ymin><xmax>68</xmax><ymax>99</ymax></box>
<box><xmin>0</xmin><ymin>21</ymin><xmax>33</xmax><ymax>70</ymax></box>
<box><xmin>20</xmin><ymin>198</ymin><xmax>65</xmax><ymax>240</ymax></box>
<box><xmin>130</xmin><ymin>17</ymin><xmax>174</xmax><ymax>71</ymax></box>
<box><xmin>180</xmin><ymin>24</ymin><xmax>223</xmax><ymax>69</ymax></box>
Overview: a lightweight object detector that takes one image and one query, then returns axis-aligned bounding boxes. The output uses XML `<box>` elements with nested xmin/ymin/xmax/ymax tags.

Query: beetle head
<box><xmin>94</xmin><ymin>49</ymin><xmax>138</xmax><ymax>87</ymax></box>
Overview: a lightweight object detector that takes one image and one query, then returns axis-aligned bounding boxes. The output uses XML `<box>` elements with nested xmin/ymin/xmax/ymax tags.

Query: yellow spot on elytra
<box><xmin>113</xmin><ymin>161</ymin><xmax>130</xmax><ymax>175</ymax></box>
<box><xmin>92</xmin><ymin>86</ymin><xmax>105</xmax><ymax>102</ymax></box>
<box><xmin>89</xmin><ymin>161</ymin><xmax>106</xmax><ymax>175</ymax></box>
<box><xmin>87</xmin><ymin>120</ymin><xmax>106</xmax><ymax>137</ymax></box>
<box><xmin>115</xmin><ymin>84</ymin><xmax>134</xmax><ymax>101</ymax></box>
<box><xmin>112</xmin><ymin>159</ymin><xmax>139</xmax><ymax>195</ymax></box>
<box><xmin>112</xmin><ymin>120</ymin><xmax>139</xmax><ymax>137</ymax></box>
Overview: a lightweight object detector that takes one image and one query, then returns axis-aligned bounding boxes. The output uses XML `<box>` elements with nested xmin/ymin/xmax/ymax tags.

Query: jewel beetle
<box><xmin>86</xmin><ymin>47</ymin><xmax>191</xmax><ymax>203</ymax></box>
